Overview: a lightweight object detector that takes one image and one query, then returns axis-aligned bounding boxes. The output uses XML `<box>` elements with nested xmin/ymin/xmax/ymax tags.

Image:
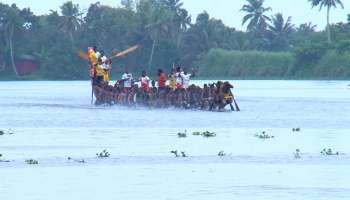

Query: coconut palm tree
<box><xmin>59</xmin><ymin>1</ymin><xmax>82</xmax><ymax>44</ymax></box>
<box><xmin>0</xmin><ymin>4</ymin><xmax>23</xmax><ymax>76</ymax></box>
<box><xmin>268</xmin><ymin>13</ymin><xmax>295</xmax><ymax>37</ymax></box>
<box><xmin>241</xmin><ymin>0</ymin><xmax>272</xmax><ymax>32</ymax></box>
<box><xmin>267</xmin><ymin>13</ymin><xmax>295</xmax><ymax>51</ymax></box>
<box><xmin>308</xmin><ymin>0</ymin><xmax>344</xmax><ymax>43</ymax></box>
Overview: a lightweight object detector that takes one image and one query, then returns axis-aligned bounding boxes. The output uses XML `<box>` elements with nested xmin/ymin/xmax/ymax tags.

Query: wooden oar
<box><xmin>111</xmin><ymin>45</ymin><xmax>139</xmax><ymax>59</ymax></box>
<box><xmin>233</xmin><ymin>97</ymin><xmax>240</xmax><ymax>111</ymax></box>
<box><xmin>229</xmin><ymin>103</ymin><xmax>235</xmax><ymax>111</ymax></box>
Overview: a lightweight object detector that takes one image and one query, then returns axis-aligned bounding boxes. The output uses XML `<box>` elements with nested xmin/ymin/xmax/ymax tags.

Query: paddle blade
<box><xmin>77</xmin><ymin>50</ymin><xmax>89</xmax><ymax>61</ymax></box>
<box><xmin>115</xmin><ymin>45</ymin><xmax>139</xmax><ymax>58</ymax></box>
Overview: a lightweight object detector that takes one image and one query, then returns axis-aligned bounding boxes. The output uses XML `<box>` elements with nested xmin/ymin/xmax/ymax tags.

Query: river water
<box><xmin>1</xmin><ymin>80</ymin><xmax>350</xmax><ymax>200</ymax></box>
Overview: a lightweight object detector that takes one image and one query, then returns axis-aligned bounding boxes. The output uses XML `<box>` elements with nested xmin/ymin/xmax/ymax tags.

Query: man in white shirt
<box><xmin>121</xmin><ymin>68</ymin><xmax>133</xmax><ymax>91</ymax></box>
<box><xmin>179</xmin><ymin>68</ymin><xmax>195</xmax><ymax>89</ymax></box>
<box><xmin>175</xmin><ymin>67</ymin><xmax>184</xmax><ymax>89</ymax></box>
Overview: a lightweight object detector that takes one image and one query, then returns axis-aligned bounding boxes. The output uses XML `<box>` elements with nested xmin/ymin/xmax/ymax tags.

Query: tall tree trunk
<box><xmin>148</xmin><ymin>39</ymin><xmax>156</xmax><ymax>71</ymax></box>
<box><xmin>69</xmin><ymin>31</ymin><xmax>74</xmax><ymax>46</ymax></box>
<box><xmin>8</xmin><ymin>25</ymin><xmax>18</xmax><ymax>76</ymax></box>
<box><xmin>327</xmin><ymin>6</ymin><xmax>331</xmax><ymax>44</ymax></box>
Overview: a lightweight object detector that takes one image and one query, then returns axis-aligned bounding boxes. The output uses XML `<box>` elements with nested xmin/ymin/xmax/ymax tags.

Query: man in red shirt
<box><xmin>157</xmin><ymin>69</ymin><xmax>167</xmax><ymax>89</ymax></box>
<box><xmin>157</xmin><ymin>69</ymin><xmax>167</xmax><ymax>105</ymax></box>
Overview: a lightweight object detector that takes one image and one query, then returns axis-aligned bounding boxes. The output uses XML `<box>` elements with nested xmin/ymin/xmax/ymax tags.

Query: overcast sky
<box><xmin>2</xmin><ymin>0</ymin><xmax>348</xmax><ymax>30</ymax></box>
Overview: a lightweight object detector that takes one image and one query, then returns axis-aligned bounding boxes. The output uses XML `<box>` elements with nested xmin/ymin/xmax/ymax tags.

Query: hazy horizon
<box><xmin>1</xmin><ymin>0</ymin><xmax>349</xmax><ymax>30</ymax></box>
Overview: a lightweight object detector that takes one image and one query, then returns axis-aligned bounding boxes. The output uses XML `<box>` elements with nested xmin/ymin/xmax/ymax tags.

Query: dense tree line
<box><xmin>0</xmin><ymin>0</ymin><xmax>350</xmax><ymax>80</ymax></box>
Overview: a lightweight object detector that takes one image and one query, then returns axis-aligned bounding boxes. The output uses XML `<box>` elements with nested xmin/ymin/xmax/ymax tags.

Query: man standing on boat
<box><xmin>182</xmin><ymin>68</ymin><xmax>195</xmax><ymax>89</ymax></box>
<box><xmin>121</xmin><ymin>67</ymin><xmax>133</xmax><ymax>92</ymax></box>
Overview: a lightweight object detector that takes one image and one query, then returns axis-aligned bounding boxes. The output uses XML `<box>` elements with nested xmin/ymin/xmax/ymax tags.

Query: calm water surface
<box><xmin>0</xmin><ymin>80</ymin><xmax>350</xmax><ymax>200</ymax></box>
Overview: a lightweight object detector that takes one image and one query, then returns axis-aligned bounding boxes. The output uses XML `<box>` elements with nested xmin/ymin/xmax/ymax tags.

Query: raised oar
<box><xmin>111</xmin><ymin>45</ymin><xmax>139</xmax><ymax>59</ymax></box>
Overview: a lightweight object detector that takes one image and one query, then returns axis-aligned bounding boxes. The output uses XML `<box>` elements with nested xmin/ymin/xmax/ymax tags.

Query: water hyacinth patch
<box><xmin>320</xmin><ymin>148</ymin><xmax>340</xmax><ymax>156</ymax></box>
<box><xmin>96</xmin><ymin>149</ymin><xmax>110</xmax><ymax>158</ymax></box>
<box><xmin>202</xmin><ymin>131</ymin><xmax>216</xmax><ymax>138</ymax></box>
<box><xmin>218</xmin><ymin>151</ymin><xmax>226</xmax><ymax>157</ymax></box>
<box><xmin>170</xmin><ymin>150</ymin><xmax>187</xmax><ymax>157</ymax></box>
<box><xmin>192</xmin><ymin>132</ymin><xmax>201</xmax><ymax>136</ymax></box>
<box><xmin>0</xmin><ymin>154</ymin><xmax>9</xmax><ymax>162</ymax></box>
<box><xmin>170</xmin><ymin>150</ymin><xmax>179</xmax><ymax>157</ymax></box>
<box><xmin>254</xmin><ymin>131</ymin><xmax>274</xmax><ymax>139</ymax></box>
<box><xmin>67</xmin><ymin>157</ymin><xmax>85</xmax><ymax>163</ymax></box>
<box><xmin>0</xmin><ymin>130</ymin><xmax>14</xmax><ymax>135</ymax></box>
<box><xmin>294</xmin><ymin>149</ymin><xmax>301</xmax><ymax>159</ymax></box>
<box><xmin>25</xmin><ymin>159</ymin><xmax>38</xmax><ymax>165</ymax></box>
<box><xmin>192</xmin><ymin>131</ymin><xmax>216</xmax><ymax>137</ymax></box>
<box><xmin>177</xmin><ymin>130</ymin><xmax>187</xmax><ymax>138</ymax></box>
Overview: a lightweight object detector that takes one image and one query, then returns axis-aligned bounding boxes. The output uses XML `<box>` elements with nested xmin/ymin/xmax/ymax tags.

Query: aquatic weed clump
<box><xmin>0</xmin><ymin>129</ymin><xmax>13</xmax><ymax>136</ymax></box>
<box><xmin>25</xmin><ymin>159</ymin><xmax>38</xmax><ymax>165</ymax></box>
<box><xmin>254</xmin><ymin>131</ymin><xmax>274</xmax><ymax>139</ymax></box>
<box><xmin>320</xmin><ymin>148</ymin><xmax>340</xmax><ymax>156</ymax></box>
<box><xmin>293</xmin><ymin>149</ymin><xmax>301</xmax><ymax>159</ymax></box>
<box><xmin>177</xmin><ymin>130</ymin><xmax>187</xmax><ymax>138</ymax></box>
<box><xmin>192</xmin><ymin>131</ymin><xmax>216</xmax><ymax>137</ymax></box>
<box><xmin>0</xmin><ymin>154</ymin><xmax>10</xmax><ymax>162</ymax></box>
<box><xmin>292</xmin><ymin>128</ymin><xmax>301</xmax><ymax>132</ymax></box>
<box><xmin>67</xmin><ymin>157</ymin><xmax>85</xmax><ymax>163</ymax></box>
<box><xmin>202</xmin><ymin>131</ymin><xmax>216</xmax><ymax>138</ymax></box>
<box><xmin>192</xmin><ymin>131</ymin><xmax>201</xmax><ymax>136</ymax></box>
<box><xmin>170</xmin><ymin>150</ymin><xmax>187</xmax><ymax>157</ymax></box>
<box><xmin>96</xmin><ymin>149</ymin><xmax>110</xmax><ymax>158</ymax></box>
<box><xmin>218</xmin><ymin>151</ymin><xmax>226</xmax><ymax>157</ymax></box>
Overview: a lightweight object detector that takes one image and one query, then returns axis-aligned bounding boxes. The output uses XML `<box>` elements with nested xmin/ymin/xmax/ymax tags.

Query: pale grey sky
<box><xmin>1</xmin><ymin>0</ymin><xmax>348</xmax><ymax>30</ymax></box>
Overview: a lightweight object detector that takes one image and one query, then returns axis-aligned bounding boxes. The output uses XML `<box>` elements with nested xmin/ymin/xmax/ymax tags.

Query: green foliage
<box><xmin>314</xmin><ymin>50</ymin><xmax>350</xmax><ymax>78</ymax></box>
<box><xmin>199</xmin><ymin>49</ymin><xmax>294</xmax><ymax>78</ymax></box>
<box><xmin>293</xmin><ymin>42</ymin><xmax>331</xmax><ymax>67</ymax></box>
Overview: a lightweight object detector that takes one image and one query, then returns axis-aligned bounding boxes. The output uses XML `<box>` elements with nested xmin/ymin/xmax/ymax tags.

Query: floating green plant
<box><xmin>202</xmin><ymin>131</ymin><xmax>216</xmax><ymax>138</ymax></box>
<box><xmin>25</xmin><ymin>159</ymin><xmax>38</xmax><ymax>165</ymax></box>
<box><xmin>0</xmin><ymin>154</ymin><xmax>10</xmax><ymax>162</ymax></box>
<box><xmin>170</xmin><ymin>150</ymin><xmax>179</xmax><ymax>157</ymax></box>
<box><xmin>320</xmin><ymin>148</ymin><xmax>339</xmax><ymax>156</ymax></box>
<box><xmin>177</xmin><ymin>130</ymin><xmax>187</xmax><ymax>138</ymax></box>
<box><xmin>192</xmin><ymin>132</ymin><xmax>201</xmax><ymax>136</ymax></box>
<box><xmin>171</xmin><ymin>150</ymin><xmax>187</xmax><ymax>157</ymax></box>
<box><xmin>67</xmin><ymin>157</ymin><xmax>85</xmax><ymax>163</ymax></box>
<box><xmin>0</xmin><ymin>130</ymin><xmax>14</xmax><ymax>135</ymax></box>
<box><xmin>96</xmin><ymin>149</ymin><xmax>110</xmax><ymax>158</ymax></box>
<box><xmin>293</xmin><ymin>149</ymin><xmax>301</xmax><ymax>159</ymax></box>
<box><xmin>292</xmin><ymin>128</ymin><xmax>301</xmax><ymax>132</ymax></box>
<box><xmin>218</xmin><ymin>151</ymin><xmax>226</xmax><ymax>157</ymax></box>
<box><xmin>254</xmin><ymin>131</ymin><xmax>274</xmax><ymax>139</ymax></box>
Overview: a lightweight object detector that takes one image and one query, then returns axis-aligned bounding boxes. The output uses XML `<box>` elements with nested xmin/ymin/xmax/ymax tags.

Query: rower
<box><xmin>140</xmin><ymin>70</ymin><xmax>150</xmax><ymax>93</ymax></box>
